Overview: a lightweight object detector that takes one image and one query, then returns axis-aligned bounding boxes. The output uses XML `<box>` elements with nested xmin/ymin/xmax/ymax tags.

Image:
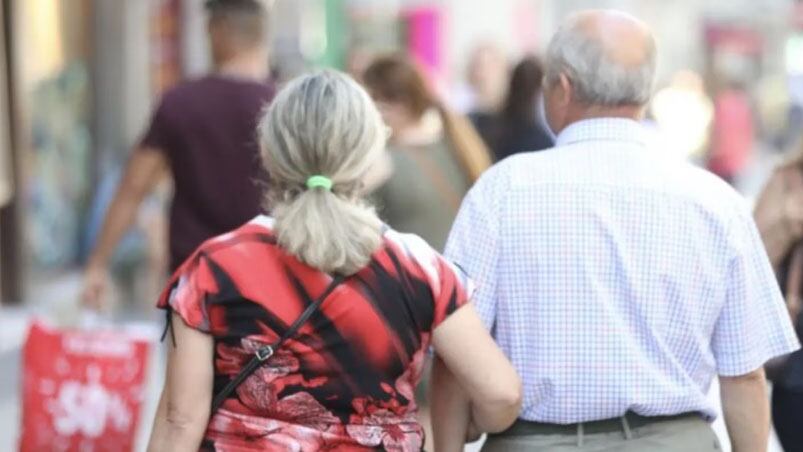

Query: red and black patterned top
<box><xmin>158</xmin><ymin>215</ymin><xmax>473</xmax><ymax>451</ymax></box>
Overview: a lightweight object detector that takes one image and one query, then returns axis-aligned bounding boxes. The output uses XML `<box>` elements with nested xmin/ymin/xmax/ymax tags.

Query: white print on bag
<box><xmin>63</xmin><ymin>335</ymin><xmax>134</xmax><ymax>357</ymax></box>
<box><xmin>46</xmin><ymin>365</ymin><xmax>133</xmax><ymax>438</ymax></box>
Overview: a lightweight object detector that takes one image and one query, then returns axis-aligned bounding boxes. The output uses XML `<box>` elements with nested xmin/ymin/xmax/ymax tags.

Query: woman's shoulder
<box><xmin>380</xmin><ymin>228</ymin><xmax>446</xmax><ymax>276</ymax></box>
<box><xmin>382</xmin><ymin>227</ymin><xmax>435</xmax><ymax>255</ymax></box>
<box><xmin>192</xmin><ymin>215</ymin><xmax>279</xmax><ymax>259</ymax></box>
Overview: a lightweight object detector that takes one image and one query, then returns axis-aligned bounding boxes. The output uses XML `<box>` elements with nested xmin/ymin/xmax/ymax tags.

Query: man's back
<box><xmin>445</xmin><ymin>118</ymin><xmax>798</xmax><ymax>423</ymax></box>
<box><xmin>140</xmin><ymin>75</ymin><xmax>275</xmax><ymax>270</ymax></box>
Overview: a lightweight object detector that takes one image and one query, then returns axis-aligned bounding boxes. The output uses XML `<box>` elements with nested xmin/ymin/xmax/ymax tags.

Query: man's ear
<box><xmin>559</xmin><ymin>73</ymin><xmax>573</xmax><ymax>106</ymax></box>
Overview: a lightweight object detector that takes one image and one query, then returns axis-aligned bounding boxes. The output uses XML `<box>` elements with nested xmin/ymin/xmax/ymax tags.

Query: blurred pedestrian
<box><xmin>754</xmin><ymin>148</ymin><xmax>803</xmax><ymax>452</ymax></box>
<box><xmin>463</xmin><ymin>43</ymin><xmax>510</xmax><ymax>147</ymax></box>
<box><xmin>707</xmin><ymin>80</ymin><xmax>756</xmax><ymax>185</ymax></box>
<box><xmin>363</xmin><ymin>54</ymin><xmax>492</xmax><ymax>252</ymax></box>
<box><xmin>146</xmin><ymin>70</ymin><xmax>521</xmax><ymax>452</ymax></box>
<box><xmin>486</xmin><ymin>55</ymin><xmax>554</xmax><ymax>161</ymax></box>
<box><xmin>439</xmin><ymin>10</ymin><xmax>800</xmax><ymax>452</ymax></box>
<box><xmin>452</xmin><ymin>42</ymin><xmax>509</xmax><ymax>117</ymax></box>
<box><xmin>82</xmin><ymin>0</ymin><xmax>275</xmax><ymax>309</ymax></box>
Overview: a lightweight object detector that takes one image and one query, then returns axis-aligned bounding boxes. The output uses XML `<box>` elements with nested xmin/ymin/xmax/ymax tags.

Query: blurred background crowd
<box><xmin>0</xmin><ymin>0</ymin><xmax>802</xmax><ymax>450</ymax></box>
<box><xmin>2</xmin><ymin>0</ymin><xmax>802</xmax><ymax>311</ymax></box>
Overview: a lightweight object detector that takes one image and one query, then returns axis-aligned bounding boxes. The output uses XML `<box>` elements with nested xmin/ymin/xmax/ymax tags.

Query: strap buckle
<box><xmin>255</xmin><ymin>345</ymin><xmax>274</xmax><ymax>361</ymax></box>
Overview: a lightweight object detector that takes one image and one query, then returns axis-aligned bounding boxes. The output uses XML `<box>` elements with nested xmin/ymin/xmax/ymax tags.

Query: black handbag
<box><xmin>210</xmin><ymin>275</ymin><xmax>344</xmax><ymax>414</ymax></box>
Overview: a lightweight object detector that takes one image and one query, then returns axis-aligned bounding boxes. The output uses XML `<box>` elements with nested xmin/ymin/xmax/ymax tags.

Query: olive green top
<box><xmin>375</xmin><ymin>139</ymin><xmax>470</xmax><ymax>252</ymax></box>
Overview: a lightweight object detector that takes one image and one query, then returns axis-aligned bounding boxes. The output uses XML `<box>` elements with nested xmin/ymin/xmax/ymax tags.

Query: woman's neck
<box><xmin>392</xmin><ymin>109</ymin><xmax>444</xmax><ymax>147</ymax></box>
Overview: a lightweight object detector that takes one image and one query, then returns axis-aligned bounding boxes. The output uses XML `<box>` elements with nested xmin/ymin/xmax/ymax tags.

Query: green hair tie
<box><xmin>306</xmin><ymin>175</ymin><xmax>333</xmax><ymax>191</ymax></box>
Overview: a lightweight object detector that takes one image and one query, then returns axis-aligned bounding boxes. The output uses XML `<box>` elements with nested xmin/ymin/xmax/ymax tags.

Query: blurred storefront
<box><xmin>0</xmin><ymin>0</ymin><xmax>799</xmax><ymax>305</ymax></box>
<box><xmin>1</xmin><ymin>0</ymin><xmax>95</xmax><ymax>303</ymax></box>
<box><xmin>0</xmin><ymin>2</ymin><xmax>15</xmax><ymax>302</ymax></box>
<box><xmin>0</xmin><ymin>0</ymin><xmax>182</xmax><ymax>304</ymax></box>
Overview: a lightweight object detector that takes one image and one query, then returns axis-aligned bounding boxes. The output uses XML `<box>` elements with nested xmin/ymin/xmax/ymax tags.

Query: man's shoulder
<box><xmin>157</xmin><ymin>77</ymin><xmax>209</xmax><ymax>102</ymax></box>
<box><xmin>479</xmin><ymin>146</ymin><xmax>576</xmax><ymax>187</ymax></box>
<box><xmin>485</xmin><ymin>142</ymin><xmax>746</xmax><ymax>215</ymax></box>
<box><xmin>497</xmin><ymin>144</ymin><xmax>582</xmax><ymax>171</ymax></box>
<box><xmin>158</xmin><ymin>75</ymin><xmax>274</xmax><ymax>105</ymax></box>
<box><xmin>470</xmin><ymin>148</ymin><xmax>577</xmax><ymax>200</ymax></box>
<box><xmin>656</xmin><ymin>156</ymin><xmax>746</xmax><ymax>209</ymax></box>
<box><xmin>483</xmin><ymin>150</ymin><xmax>553</xmax><ymax>178</ymax></box>
<box><xmin>195</xmin><ymin>216</ymin><xmax>277</xmax><ymax>257</ymax></box>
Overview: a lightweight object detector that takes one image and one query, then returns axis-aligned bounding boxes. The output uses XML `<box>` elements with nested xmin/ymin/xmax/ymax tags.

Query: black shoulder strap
<box><xmin>210</xmin><ymin>275</ymin><xmax>345</xmax><ymax>414</ymax></box>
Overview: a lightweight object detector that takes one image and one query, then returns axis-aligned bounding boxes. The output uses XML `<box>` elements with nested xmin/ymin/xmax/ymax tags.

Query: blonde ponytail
<box><xmin>259</xmin><ymin>71</ymin><xmax>386</xmax><ymax>275</ymax></box>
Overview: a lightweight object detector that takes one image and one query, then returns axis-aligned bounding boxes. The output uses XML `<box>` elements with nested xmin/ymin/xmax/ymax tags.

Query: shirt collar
<box><xmin>555</xmin><ymin>118</ymin><xmax>649</xmax><ymax>147</ymax></box>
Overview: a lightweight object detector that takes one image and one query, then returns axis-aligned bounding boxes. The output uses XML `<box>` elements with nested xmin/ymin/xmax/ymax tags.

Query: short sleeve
<box><xmin>444</xmin><ymin>173</ymin><xmax>501</xmax><ymax>332</ymax></box>
<box><xmin>156</xmin><ymin>252</ymin><xmax>217</xmax><ymax>333</ymax></box>
<box><xmin>712</xmin><ymin>207</ymin><xmax>801</xmax><ymax>376</ymax></box>
<box><xmin>430</xmin><ymin>257</ymin><xmax>476</xmax><ymax>329</ymax></box>
<box><xmin>385</xmin><ymin>231</ymin><xmax>475</xmax><ymax>330</ymax></box>
<box><xmin>138</xmin><ymin>95</ymin><xmax>174</xmax><ymax>154</ymax></box>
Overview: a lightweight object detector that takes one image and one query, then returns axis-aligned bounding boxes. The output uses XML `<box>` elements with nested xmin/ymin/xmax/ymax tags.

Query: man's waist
<box><xmin>493</xmin><ymin>411</ymin><xmax>703</xmax><ymax>437</ymax></box>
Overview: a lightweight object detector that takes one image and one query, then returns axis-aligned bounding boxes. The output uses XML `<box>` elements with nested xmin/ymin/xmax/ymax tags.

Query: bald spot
<box><xmin>570</xmin><ymin>10</ymin><xmax>654</xmax><ymax>69</ymax></box>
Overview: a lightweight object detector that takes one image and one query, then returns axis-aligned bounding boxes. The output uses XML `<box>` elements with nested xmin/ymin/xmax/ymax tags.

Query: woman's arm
<box><xmin>432</xmin><ymin>304</ymin><xmax>522</xmax><ymax>434</ymax></box>
<box><xmin>147</xmin><ymin>312</ymin><xmax>215</xmax><ymax>452</ymax></box>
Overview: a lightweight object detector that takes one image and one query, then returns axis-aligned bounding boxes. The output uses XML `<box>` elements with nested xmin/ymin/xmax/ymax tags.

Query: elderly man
<box><xmin>435</xmin><ymin>10</ymin><xmax>800</xmax><ymax>452</ymax></box>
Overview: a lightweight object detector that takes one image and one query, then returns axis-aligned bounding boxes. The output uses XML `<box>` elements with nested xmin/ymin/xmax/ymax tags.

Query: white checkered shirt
<box><xmin>445</xmin><ymin>118</ymin><xmax>800</xmax><ymax>424</ymax></box>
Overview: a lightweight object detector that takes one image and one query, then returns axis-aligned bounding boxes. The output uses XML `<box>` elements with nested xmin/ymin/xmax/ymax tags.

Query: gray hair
<box><xmin>545</xmin><ymin>11</ymin><xmax>657</xmax><ymax>106</ymax></box>
<box><xmin>258</xmin><ymin>70</ymin><xmax>386</xmax><ymax>275</ymax></box>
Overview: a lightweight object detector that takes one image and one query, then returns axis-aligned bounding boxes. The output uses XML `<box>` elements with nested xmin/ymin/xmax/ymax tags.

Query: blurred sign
<box><xmin>704</xmin><ymin>24</ymin><xmax>764</xmax><ymax>55</ymax></box>
<box><xmin>403</xmin><ymin>6</ymin><xmax>443</xmax><ymax>81</ymax></box>
<box><xmin>514</xmin><ymin>1</ymin><xmax>540</xmax><ymax>53</ymax></box>
<box><xmin>19</xmin><ymin>321</ymin><xmax>151</xmax><ymax>452</ymax></box>
<box><xmin>793</xmin><ymin>2</ymin><xmax>803</xmax><ymax>29</ymax></box>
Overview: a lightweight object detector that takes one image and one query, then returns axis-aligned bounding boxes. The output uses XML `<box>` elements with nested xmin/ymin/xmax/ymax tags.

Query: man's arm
<box><xmin>719</xmin><ymin>368</ymin><xmax>769</xmax><ymax>452</ymax></box>
<box><xmin>431</xmin><ymin>357</ymin><xmax>472</xmax><ymax>452</ymax></box>
<box><xmin>713</xmin><ymin>205</ymin><xmax>800</xmax><ymax>451</ymax></box>
<box><xmin>83</xmin><ymin>148</ymin><xmax>168</xmax><ymax>309</ymax></box>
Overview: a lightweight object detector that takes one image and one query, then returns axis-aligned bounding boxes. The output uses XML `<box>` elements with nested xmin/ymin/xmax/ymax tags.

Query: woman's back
<box><xmin>148</xmin><ymin>70</ymin><xmax>521</xmax><ymax>452</ymax></box>
<box><xmin>376</xmin><ymin>139</ymin><xmax>470</xmax><ymax>251</ymax></box>
<box><xmin>159</xmin><ymin>215</ymin><xmax>472</xmax><ymax>451</ymax></box>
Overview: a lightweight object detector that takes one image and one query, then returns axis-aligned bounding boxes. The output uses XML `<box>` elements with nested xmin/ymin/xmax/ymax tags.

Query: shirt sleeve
<box><xmin>390</xmin><ymin>231</ymin><xmax>476</xmax><ymax>330</ymax></box>
<box><xmin>444</xmin><ymin>172</ymin><xmax>501</xmax><ymax>333</ymax></box>
<box><xmin>138</xmin><ymin>94</ymin><xmax>174</xmax><ymax>154</ymax></box>
<box><xmin>156</xmin><ymin>251</ymin><xmax>217</xmax><ymax>333</ymax></box>
<box><xmin>712</xmin><ymin>206</ymin><xmax>801</xmax><ymax>376</ymax></box>
<box><xmin>430</xmin><ymin>256</ymin><xmax>476</xmax><ymax>329</ymax></box>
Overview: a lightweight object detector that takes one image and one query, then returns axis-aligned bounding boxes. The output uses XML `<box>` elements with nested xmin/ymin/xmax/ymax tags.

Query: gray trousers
<box><xmin>482</xmin><ymin>416</ymin><xmax>722</xmax><ymax>452</ymax></box>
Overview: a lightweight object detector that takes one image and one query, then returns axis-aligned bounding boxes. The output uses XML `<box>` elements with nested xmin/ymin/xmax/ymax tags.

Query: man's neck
<box><xmin>574</xmin><ymin>104</ymin><xmax>644</xmax><ymax>122</ymax></box>
<box><xmin>214</xmin><ymin>50</ymin><xmax>270</xmax><ymax>82</ymax></box>
<box><xmin>556</xmin><ymin>104</ymin><xmax>644</xmax><ymax>134</ymax></box>
<box><xmin>392</xmin><ymin>110</ymin><xmax>444</xmax><ymax>147</ymax></box>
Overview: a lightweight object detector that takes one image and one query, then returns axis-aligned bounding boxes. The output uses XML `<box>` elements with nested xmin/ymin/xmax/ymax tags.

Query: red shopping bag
<box><xmin>19</xmin><ymin>321</ymin><xmax>151</xmax><ymax>452</ymax></box>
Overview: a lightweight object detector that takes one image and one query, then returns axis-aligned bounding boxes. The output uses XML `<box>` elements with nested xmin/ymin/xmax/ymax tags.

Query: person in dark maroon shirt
<box><xmin>83</xmin><ymin>0</ymin><xmax>275</xmax><ymax>309</ymax></box>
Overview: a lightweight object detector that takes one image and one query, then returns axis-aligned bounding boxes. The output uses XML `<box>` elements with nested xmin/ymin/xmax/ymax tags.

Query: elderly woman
<box><xmin>146</xmin><ymin>71</ymin><xmax>521</xmax><ymax>452</ymax></box>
